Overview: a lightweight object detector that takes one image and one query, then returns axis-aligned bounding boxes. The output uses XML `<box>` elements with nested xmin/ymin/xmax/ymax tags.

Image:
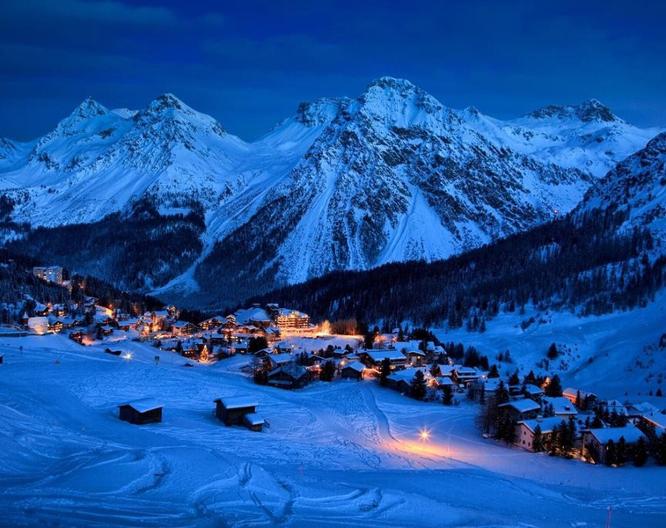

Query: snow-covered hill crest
<box><xmin>0</xmin><ymin>77</ymin><xmax>661</xmax><ymax>304</ymax></box>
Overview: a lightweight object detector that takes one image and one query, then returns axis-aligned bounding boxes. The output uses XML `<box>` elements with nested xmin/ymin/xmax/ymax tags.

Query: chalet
<box><xmin>214</xmin><ymin>397</ymin><xmax>259</xmax><ymax>428</ymax></box>
<box><xmin>116</xmin><ymin>317</ymin><xmax>140</xmax><ymax>332</ymax></box>
<box><xmin>404</xmin><ymin>349</ymin><xmax>426</xmax><ymax>367</ymax></box>
<box><xmin>118</xmin><ymin>398</ymin><xmax>163</xmax><ymax>425</ymax></box>
<box><xmin>563</xmin><ymin>387</ymin><xmax>598</xmax><ymax>410</ymax></box>
<box><xmin>468</xmin><ymin>378</ymin><xmax>500</xmax><ymax>401</ymax></box>
<box><xmin>452</xmin><ymin>366</ymin><xmax>481</xmax><ymax>386</ymax></box>
<box><xmin>386</xmin><ymin>368</ymin><xmax>431</xmax><ymax>394</ymax></box>
<box><xmin>516</xmin><ymin>416</ymin><xmax>571</xmax><ymax>451</ymax></box>
<box><xmin>638</xmin><ymin>412</ymin><xmax>666</xmax><ymax>439</ymax></box>
<box><xmin>171</xmin><ymin>321</ymin><xmax>199</xmax><ymax>336</ymax></box>
<box><xmin>523</xmin><ymin>384</ymin><xmax>544</xmax><ymax>401</ymax></box>
<box><xmin>267</xmin><ymin>363</ymin><xmax>308</xmax><ymax>389</ymax></box>
<box><xmin>200</xmin><ymin>316</ymin><xmax>224</xmax><ymax>330</ymax></box>
<box><xmin>268</xmin><ymin>353</ymin><xmax>295</xmax><ymax>369</ymax></box>
<box><xmin>601</xmin><ymin>400</ymin><xmax>629</xmax><ymax>418</ymax></box>
<box><xmin>233</xmin><ymin>340</ymin><xmax>249</xmax><ymax>354</ymax></box>
<box><xmin>583</xmin><ymin>425</ymin><xmax>646</xmax><ymax>464</ymax></box>
<box><xmin>626</xmin><ymin>402</ymin><xmax>659</xmax><ymax>420</ymax></box>
<box><xmin>542</xmin><ymin>396</ymin><xmax>578</xmax><ymax>417</ymax></box>
<box><xmin>361</xmin><ymin>349</ymin><xmax>407</xmax><ymax>369</ymax></box>
<box><xmin>340</xmin><ymin>361</ymin><xmax>365</xmax><ymax>380</ymax></box>
<box><xmin>69</xmin><ymin>330</ymin><xmax>86</xmax><ymax>344</ymax></box>
<box><xmin>498</xmin><ymin>399</ymin><xmax>541</xmax><ymax>420</ymax></box>
<box><xmin>243</xmin><ymin>413</ymin><xmax>265</xmax><ymax>432</ymax></box>
<box><xmin>98</xmin><ymin>324</ymin><xmax>114</xmax><ymax>337</ymax></box>
<box><xmin>275</xmin><ymin>341</ymin><xmax>294</xmax><ymax>354</ymax></box>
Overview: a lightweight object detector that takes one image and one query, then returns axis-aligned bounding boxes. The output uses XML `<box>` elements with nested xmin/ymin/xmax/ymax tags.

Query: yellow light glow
<box><xmin>419</xmin><ymin>427</ymin><xmax>431</xmax><ymax>442</ymax></box>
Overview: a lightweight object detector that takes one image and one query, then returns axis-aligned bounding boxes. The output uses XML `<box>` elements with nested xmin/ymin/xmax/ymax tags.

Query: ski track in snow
<box><xmin>0</xmin><ymin>328</ymin><xmax>665</xmax><ymax>527</ymax></box>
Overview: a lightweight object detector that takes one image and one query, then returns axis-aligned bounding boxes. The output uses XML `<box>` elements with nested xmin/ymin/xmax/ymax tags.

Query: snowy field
<box><xmin>437</xmin><ymin>292</ymin><xmax>666</xmax><ymax>401</ymax></box>
<box><xmin>0</xmin><ymin>329</ymin><xmax>665</xmax><ymax>527</ymax></box>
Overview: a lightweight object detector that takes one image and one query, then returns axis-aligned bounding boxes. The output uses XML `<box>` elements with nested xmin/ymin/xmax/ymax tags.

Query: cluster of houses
<box><xmin>482</xmin><ymin>379</ymin><xmax>665</xmax><ymax>465</ymax></box>
<box><xmin>119</xmin><ymin>396</ymin><xmax>266</xmax><ymax>432</ymax></box>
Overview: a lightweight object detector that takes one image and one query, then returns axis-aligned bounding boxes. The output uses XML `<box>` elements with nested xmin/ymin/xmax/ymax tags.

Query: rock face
<box><xmin>0</xmin><ymin>77</ymin><xmax>660</xmax><ymax>306</ymax></box>
<box><xmin>577</xmin><ymin>132</ymin><xmax>666</xmax><ymax>246</ymax></box>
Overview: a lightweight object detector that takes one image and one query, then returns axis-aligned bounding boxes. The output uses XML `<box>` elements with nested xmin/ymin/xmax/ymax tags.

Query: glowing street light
<box><xmin>122</xmin><ymin>352</ymin><xmax>133</xmax><ymax>361</ymax></box>
<box><xmin>419</xmin><ymin>427</ymin><xmax>431</xmax><ymax>442</ymax></box>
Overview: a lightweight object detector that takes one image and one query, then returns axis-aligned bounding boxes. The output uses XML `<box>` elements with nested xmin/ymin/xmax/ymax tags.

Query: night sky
<box><xmin>1</xmin><ymin>0</ymin><xmax>665</xmax><ymax>141</ymax></box>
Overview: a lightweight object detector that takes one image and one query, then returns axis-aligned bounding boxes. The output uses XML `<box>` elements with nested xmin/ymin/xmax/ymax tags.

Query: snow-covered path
<box><xmin>0</xmin><ymin>335</ymin><xmax>664</xmax><ymax>527</ymax></box>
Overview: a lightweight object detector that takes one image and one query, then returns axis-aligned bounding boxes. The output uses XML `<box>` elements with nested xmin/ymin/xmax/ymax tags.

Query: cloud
<box><xmin>2</xmin><ymin>0</ymin><xmax>178</xmax><ymax>27</ymax></box>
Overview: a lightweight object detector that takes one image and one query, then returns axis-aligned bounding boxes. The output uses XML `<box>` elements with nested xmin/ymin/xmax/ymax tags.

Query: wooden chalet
<box><xmin>214</xmin><ymin>396</ymin><xmax>260</xmax><ymax>430</ymax></box>
<box><xmin>340</xmin><ymin>361</ymin><xmax>365</xmax><ymax>380</ymax></box>
<box><xmin>267</xmin><ymin>363</ymin><xmax>308</xmax><ymax>389</ymax></box>
<box><xmin>119</xmin><ymin>398</ymin><xmax>163</xmax><ymax>425</ymax></box>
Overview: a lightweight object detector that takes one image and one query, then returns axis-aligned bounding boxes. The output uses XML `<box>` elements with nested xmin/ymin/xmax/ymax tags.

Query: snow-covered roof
<box><xmin>563</xmin><ymin>387</ymin><xmax>597</xmax><ymax>400</ymax></box>
<box><xmin>269</xmin><ymin>353</ymin><xmax>294</xmax><ymax>365</ymax></box>
<box><xmin>641</xmin><ymin>412</ymin><xmax>666</xmax><ymax>430</ymax></box>
<box><xmin>524</xmin><ymin>384</ymin><xmax>544</xmax><ymax>395</ymax></box>
<box><xmin>121</xmin><ymin>398</ymin><xmax>163</xmax><ymax>413</ymax></box>
<box><xmin>627</xmin><ymin>402</ymin><xmax>660</xmax><ymax>415</ymax></box>
<box><xmin>344</xmin><ymin>361</ymin><xmax>365</xmax><ymax>373</ymax></box>
<box><xmin>235</xmin><ymin>307</ymin><xmax>271</xmax><ymax>324</ymax></box>
<box><xmin>268</xmin><ymin>363</ymin><xmax>307</xmax><ymax>379</ymax></box>
<box><xmin>435</xmin><ymin>377</ymin><xmax>455</xmax><ymax>386</ymax></box>
<box><xmin>520</xmin><ymin>416</ymin><xmax>571</xmax><ymax>434</ymax></box>
<box><xmin>367</xmin><ymin>349</ymin><xmax>406</xmax><ymax>362</ymax></box>
<box><xmin>603</xmin><ymin>399</ymin><xmax>628</xmax><ymax>416</ymax></box>
<box><xmin>243</xmin><ymin>412</ymin><xmax>265</xmax><ymax>426</ymax></box>
<box><xmin>588</xmin><ymin>425</ymin><xmax>645</xmax><ymax>444</ymax></box>
<box><xmin>499</xmin><ymin>399</ymin><xmax>541</xmax><ymax>414</ymax></box>
<box><xmin>216</xmin><ymin>397</ymin><xmax>258</xmax><ymax>410</ymax></box>
<box><xmin>542</xmin><ymin>396</ymin><xmax>577</xmax><ymax>415</ymax></box>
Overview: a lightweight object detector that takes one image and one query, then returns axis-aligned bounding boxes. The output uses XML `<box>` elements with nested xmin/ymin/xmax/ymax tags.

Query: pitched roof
<box><xmin>588</xmin><ymin>425</ymin><xmax>646</xmax><ymax>444</ymax></box>
<box><xmin>542</xmin><ymin>396</ymin><xmax>578</xmax><ymax>415</ymax></box>
<box><xmin>243</xmin><ymin>412</ymin><xmax>265</xmax><ymax>426</ymax></box>
<box><xmin>367</xmin><ymin>349</ymin><xmax>406</xmax><ymax>362</ymax></box>
<box><xmin>520</xmin><ymin>416</ymin><xmax>571</xmax><ymax>434</ymax></box>
<box><xmin>343</xmin><ymin>361</ymin><xmax>365</xmax><ymax>373</ymax></box>
<box><xmin>215</xmin><ymin>396</ymin><xmax>258</xmax><ymax>410</ymax></box>
<box><xmin>499</xmin><ymin>399</ymin><xmax>541</xmax><ymax>414</ymax></box>
<box><xmin>121</xmin><ymin>398</ymin><xmax>163</xmax><ymax>413</ymax></box>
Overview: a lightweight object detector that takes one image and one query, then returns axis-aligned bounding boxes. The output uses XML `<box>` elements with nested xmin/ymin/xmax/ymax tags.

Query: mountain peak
<box><xmin>528</xmin><ymin>99</ymin><xmax>618</xmax><ymax>123</ymax></box>
<box><xmin>146</xmin><ymin>93</ymin><xmax>189</xmax><ymax>113</ymax></box>
<box><xmin>295</xmin><ymin>97</ymin><xmax>348</xmax><ymax>127</ymax></box>
<box><xmin>70</xmin><ymin>97</ymin><xmax>108</xmax><ymax>120</ymax></box>
<box><xmin>359</xmin><ymin>76</ymin><xmax>443</xmax><ymax>122</ymax></box>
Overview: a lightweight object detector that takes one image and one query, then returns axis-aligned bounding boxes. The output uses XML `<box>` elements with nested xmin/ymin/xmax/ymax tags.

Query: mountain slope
<box><xmin>0</xmin><ymin>78</ymin><xmax>660</xmax><ymax>306</ymax></box>
<box><xmin>248</xmin><ymin>136</ymin><xmax>666</xmax><ymax>326</ymax></box>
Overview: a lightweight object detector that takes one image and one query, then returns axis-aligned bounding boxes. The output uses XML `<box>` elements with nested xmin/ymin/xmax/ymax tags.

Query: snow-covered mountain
<box><xmin>0</xmin><ymin>77</ymin><xmax>660</xmax><ymax>305</ymax></box>
<box><xmin>578</xmin><ymin>132</ymin><xmax>666</xmax><ymax>245</ymax></box>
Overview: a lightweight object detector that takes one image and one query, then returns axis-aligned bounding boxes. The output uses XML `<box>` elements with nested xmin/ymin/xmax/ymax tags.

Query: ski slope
<box><xmin>0</xmin><ymin>333</ymin><xmax>664</xmax><ymax>527</ymax></box>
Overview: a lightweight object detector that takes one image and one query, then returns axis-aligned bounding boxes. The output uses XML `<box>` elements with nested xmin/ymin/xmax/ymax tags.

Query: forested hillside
<box><xmin>248</xmin><ymin>207</ymin><xmax>664</xmax><ymax>328</ymax></box>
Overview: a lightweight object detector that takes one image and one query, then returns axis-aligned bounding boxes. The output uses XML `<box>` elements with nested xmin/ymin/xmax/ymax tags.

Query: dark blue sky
<box><xmin>1</xmin><ymin>0</ymin><xmax>665</xmax><ymax>141</ymax></box>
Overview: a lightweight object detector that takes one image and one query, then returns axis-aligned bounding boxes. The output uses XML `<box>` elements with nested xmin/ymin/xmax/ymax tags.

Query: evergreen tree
<box><xmin>488</xmin><ymin>364</ymin><xmax>500</xmax><ymax>378</ymax></box>
<box><xmin>605</xmin><ymin>440</ymin><xmax>617</xmax><ymax>466</ymax></box>
<box><xmin>410</xmin><ymin>370</ymin><xmax>427</xmax><ymax>400</ymax></box>
<box><xmin>575</xmin><ymin>390</ymin><xmax>582</xmax><ymax>409</ymax></box>
<box><xmin>545</xmin><ymin>374</ymin><xmax>563</xmax><ymax>397</ymax></box>
<box><xmin>430</xmin><ymin>362</ymin><xmax>441</xmax><ymax>378</ymax></box>
<box><xmin>532</xmin><ymin>424</ymin><xmax>544</xmax><ymax>452</ymax></box>
<box><xmin>508</xmin><ymin>370</ymin><xmax>520</xmax><ymax>386</ymax></box>
<box><xmin>320</xmin><ymin>360</ymin><xmax>336</xmax><ymax>382</ymax></box>
<box><xmin>379</xmin><ymin>358</ymin><xmax>391</xmax><ymax>387</ymax></box>
<box><xmin>634</xmin><ymin>437</ymin><xmax>648</xmax><ymax>467</ymax></box>
<box><xmin>442</xmin><ymin>384</ymin><xmax>454</xmax><ymax>405</ymax></box>
<box><xmin>547</xmin><ymin>343</ymin><xmax>559</xmax><ymax>359</ymax></box>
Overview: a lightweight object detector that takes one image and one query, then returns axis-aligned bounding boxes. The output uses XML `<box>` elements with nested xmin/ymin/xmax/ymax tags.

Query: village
<box><xmin>2</xmin><ymin>265</ymin><xmax>665</xmax><ymax>469</ymax></box>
